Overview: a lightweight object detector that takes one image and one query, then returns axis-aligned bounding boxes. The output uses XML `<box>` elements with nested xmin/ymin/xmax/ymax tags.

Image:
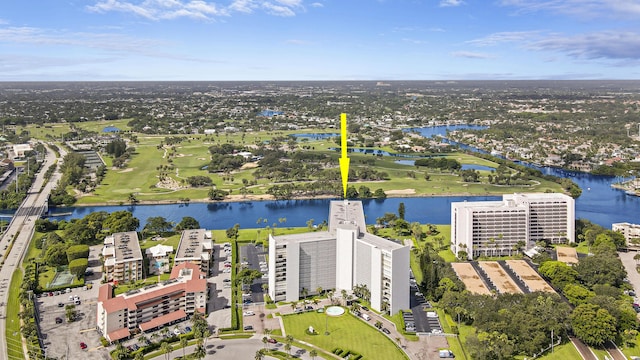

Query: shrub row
<box><xmin>332</xmin><ymin>347</ymin><xmax>363</xmax><ymax>359</ymax></box>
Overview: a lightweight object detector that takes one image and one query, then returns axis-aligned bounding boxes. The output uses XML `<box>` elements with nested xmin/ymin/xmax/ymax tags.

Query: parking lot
<box><xmin>239</xmin><ymin>243</ymin><xmax>267</xmax><ymax>305</ymax></box>
<box><xmin>35</xmin><ymin>244</ymin><xmax>107</xmax><ymax>359</ymax></box>
<box><xmin>36</xmin><ymin>287</ymin><xmax>108</xmax><ymax>359</ymax></box>
<box><xmin>206</xmin><ymin>243</ymin><xmax>232</xmax><ymax>330</ymax></box>
<box><xmin>409</xmin><ymin>277</ymin><xmax>442</xmax><ymax>335</ymax></box>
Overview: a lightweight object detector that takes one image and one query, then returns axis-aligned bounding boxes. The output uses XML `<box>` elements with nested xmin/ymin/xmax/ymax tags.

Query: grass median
<box><xmin>6</xmin><ymin>268</ymin><xmax>25</xmax><ymax>360</ymax></box>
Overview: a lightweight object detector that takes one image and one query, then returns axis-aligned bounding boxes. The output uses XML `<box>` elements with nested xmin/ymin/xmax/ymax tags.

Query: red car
<box><xmin>267</xmin><ymin>338</ymin><xmax>277</xmax><ymax>344</ymax></box>
<box><xmin>80</xmin><ymin>342</ymin><xmax>87</xmax><ymax>350</ymax></box>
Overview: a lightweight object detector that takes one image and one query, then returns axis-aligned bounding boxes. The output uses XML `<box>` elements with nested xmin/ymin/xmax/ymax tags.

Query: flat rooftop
<box><xmin>359</xmin><ymin>233</ymin><xmax>406</xmax><ymax>253</ymax></box>
<box><xmin>107</xmin><ymin>231</ymin><xmax>142</xmax><ymax>262</ymax></box>
<box><xmin>175</xmin><ymin>229</ymin><xmax>211</xmax><ymax>261</ymax></box>
<box><xmin>328</xmin><ymin>200</ymin><xmax>367</xmax><ymax>233</ymax></box>
<box><xmin>273</xmin><ymin>231</ymin><xmax>336</xmax><ymax>245</ymax></box>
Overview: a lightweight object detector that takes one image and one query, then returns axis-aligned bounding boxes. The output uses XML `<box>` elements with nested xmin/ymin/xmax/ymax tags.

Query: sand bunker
<box><xmin>385</xmin><ymin>189</ymin><xmax>416</xmax><ymax>195</ymax></box>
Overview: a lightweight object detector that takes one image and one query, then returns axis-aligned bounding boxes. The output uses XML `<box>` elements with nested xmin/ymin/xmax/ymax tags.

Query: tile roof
<box><xmin>139</xmin><ymin>309</ymin><xmax>187</xmax><ymax>332</ymax></box>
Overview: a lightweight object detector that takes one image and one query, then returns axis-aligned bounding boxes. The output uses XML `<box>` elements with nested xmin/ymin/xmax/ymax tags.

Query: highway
<box><xmin>0</xmin><ymin>144</ymin><xmax>62</xmax><ymax>359</ymax></box>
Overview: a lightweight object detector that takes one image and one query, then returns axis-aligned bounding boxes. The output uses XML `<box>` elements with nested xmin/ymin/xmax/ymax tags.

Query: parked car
<box><xmin>223</xmin><ymin>278</ymin><xmax>231</xmax><ymax>283</ymax></box>
<box><xmin>185</xmin><ymin>326</ymin><xmax>192</xmax><ymax>333</ymax></box>
<box><xmin>55</xmin><ymin>317</ymin><xmax>63</xmax><ymax>324</ymax></box>
<box><xmin>58</xmin><ymin>303</ymin><xmax>64</xmax><ymax>307</ymax></box>
<box><xmin>243</xmin><ymin>325</ymin><xmax>254</xmax><ymax>331</ymax></box>
<box><xmin>361</xmin><ymin>306</ymin><xmax>369</xmax><ymax>311</ymax></box>
<box><xmin>243</xmin><ymin>311</ymin><xmax>255</xmax><ymax>316</ymax></box>
<box><xmin>174</xmin><ymin>328</ymin><xmax>181</xmax><ymax>335</ymax></box>
<box><xmin>80</xmin><ymin>342</ymin><xmax>87</xmax><ymax>350</ymax></box>
<box><xmin>382</xmin><ymin>328</ymin><xmax>391</xmax><ymax>334</ymax></box>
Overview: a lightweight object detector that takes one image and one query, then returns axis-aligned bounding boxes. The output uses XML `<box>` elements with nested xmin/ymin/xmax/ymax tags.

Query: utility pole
<box><xmin>551</xmin><ymin>328</ymin><xmax>554</xmax><ymax>353</ymax></box>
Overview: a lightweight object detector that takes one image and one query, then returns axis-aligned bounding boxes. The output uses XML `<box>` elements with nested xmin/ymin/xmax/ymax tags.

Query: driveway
<box><xmin>618</xmin><ymin>251</ymin><xmax>640</xmax><ymax>300</ymax></box>
<box><xmin>239</xmin><ymin>243</ymin><xmax>267</xmax><ymax>304</ymax></box>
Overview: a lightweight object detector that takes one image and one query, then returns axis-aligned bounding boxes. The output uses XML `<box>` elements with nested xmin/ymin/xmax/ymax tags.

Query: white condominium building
<box><xmin>451</xmin><ymin>193</ymin><xmax>575</xmax><ymax>260</ymax></box>
<box><xmin>102</xmin><ymin>231</ymin><xmax>143</xmax><ymax>283</ymax></box>
<box><xmin>174</xmin><ymin>229</ymin><xmax>213</xmax><ymax>275</ymax></box>
<box><xmin>269</xmin><ymin>200</ymin><xmax>409</xmax><ymax>315</ymax></box>
<box><xmin>612</xmin><ymin>222</ymin><xmax>640</xmax><ymax>245</ymax></box>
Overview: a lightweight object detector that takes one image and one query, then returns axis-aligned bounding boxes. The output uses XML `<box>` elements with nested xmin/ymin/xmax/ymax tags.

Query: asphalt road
<box><xmin>0</xmin><ymin>144</ymin><xmax>62</xmax><ymax>359</ymax></box>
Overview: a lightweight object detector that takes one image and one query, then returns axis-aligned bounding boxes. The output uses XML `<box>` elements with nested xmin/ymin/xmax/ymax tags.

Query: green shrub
<box><xmin>100</xmin><ymin>337</ymin><xmax>109</xmax><ymax>347</ymax></box>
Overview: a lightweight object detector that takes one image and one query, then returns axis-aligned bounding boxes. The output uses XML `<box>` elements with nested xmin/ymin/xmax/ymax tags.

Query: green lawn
<box><xmin>6</xmin><ymin>269</ymin><xmax>25</xmax><ymax>360</ymax></box>
<box><xmin>534</xmin><ymin>343</ymin><xmax>583</xmax><ymax>360</ymax></box>
<box><xmin>281</xmin><ymin>309</ymin><xmax>408</xmax><ymax>360</ymax></box>
<box><xmin>59</xmin><ymin>125</ymin><xmax>565</xmax><ymax>206</ymax></box>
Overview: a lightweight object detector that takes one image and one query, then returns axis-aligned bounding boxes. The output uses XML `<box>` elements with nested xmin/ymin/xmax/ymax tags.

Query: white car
<box><xmin>243</xmin><ymin>311</ymin><xmax>255</xmax><ymax>316</ymax></box>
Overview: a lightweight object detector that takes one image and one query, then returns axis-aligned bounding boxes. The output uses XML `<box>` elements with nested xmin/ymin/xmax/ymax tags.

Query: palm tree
<box><xmin>316</xmin><ymin>286</ymin><xmax>323</xmax><ymax>297</ymax></box>
<box><xmin>193</xmin><ymin>342</ymin><xmax>206</xmax><ymax>360</ymax></box>
<box><xmin>309</xmin><ymin>349</ymin><xmax>318</xmax><ymax>359</ymax></box>
<box><xmin>150</xmin><ymin>332</ymin><xmax>159</xmax><ymax>343</ymax></box>
<box><xmin>161</xmin><ymin>327</ymin><xmax>170</xmax><ymax>339</ymax></box>
<box><xmin>284</xmin><ymin>343</ymin><xmax>292</xmax><ymax>356</ymax></box>
<box><xmin>301</xmin><ymin>287</ymin><xmax>308</xmax><ymax>299</ymax></box>
<box><xmin>180</xmin><ymin>336</ymin><xmax>188</xmax><ymax>359</ymax></box>
<box><xmin>161</xmin><ymin>341</ymin><xmax>173</xmax><ymax>360</ymax></box>
<box><xmin>634</xmin><ymin>253</ymin><xmax>640</xmax><ymax>264</ymax></box>
<box><xmin>262</xmin><ymin>336</ymin><xmax>268</xmax><ymax>350</ymax></box>
<box><xmin>255</xmin><ymin>349</ymin><xmax>265</xmax><ymax>360</ymax></box>
<box><xmin>138</xmin><ymin>335</ymin><xmax>148</xmax><ymax>348</ymax></box>
<box><xmin>285</xmin><ymin>335</ymin><xmax>294</xmax><ymax>346</ymax></box>
<box><xmin>202</xmin><ymin>328</ymin><xmax>211</xmax><ymax>347</ymax></box>
<box><xmin>134</xmin><ymin>352</ymin><xmax>144</xmax><ymax>360</ymax></box>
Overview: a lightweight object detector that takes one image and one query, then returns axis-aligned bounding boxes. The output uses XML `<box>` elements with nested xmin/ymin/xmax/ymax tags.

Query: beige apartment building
<box><xmin>613</xmin><ymin>222</ymin><xmax>640</xmax><ymax>246</ymax></box>
<box><xmin>97</xmin><ymin>262</ymin><xmax>208</xmax><ymax>342</ymax></box>
<box><xmin>102</xmin><ymin>231</ymin><xmax>143</xmax><ymax>283</ymax></box>
<box><xmin>174</xmin><ymin>229</ymin><xmax>213</xmax><ymax>275</ymax></box>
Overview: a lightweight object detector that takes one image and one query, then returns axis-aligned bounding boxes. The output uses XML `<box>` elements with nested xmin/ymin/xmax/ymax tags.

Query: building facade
<box><xmin>268</xmin><ymin>200</ymin><xmax>409</xmax><ymax>315</ymax></box>
<box><xmin>613</xmin><ymin>222</ymin><xmax>640</xmax><ymax>246</ymax></box>
<box><xmin>102</xmin><ymin>232</ymin><xmax>144</xmax><ymax>283</ymax></box>
<box><xmin>97</xmin><ymin>262</ymin><xmax>208</xmax><ymax>343</ymax></box>
<box><xmin>451</xmin><ymin>193</ymin><xmax>575</xmax><ymax>260</ymax></box>
<box><xmin>174</xmin><ymin>229</ymin><xmax>213</xmax><ymax>275</ymax></box>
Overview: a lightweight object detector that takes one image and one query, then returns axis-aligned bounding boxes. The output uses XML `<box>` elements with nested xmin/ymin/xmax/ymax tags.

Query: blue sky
<box><xmin>1</xmin><ymin>0</ymin><xmax>640</xmax><ymax>80</ymax></box>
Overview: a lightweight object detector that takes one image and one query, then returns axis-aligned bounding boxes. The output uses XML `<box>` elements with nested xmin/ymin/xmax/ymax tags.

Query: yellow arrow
<box><xmin>339</xmin><ymin>113</ymin><xmax>350</xmax><ymax>198</ymax></box>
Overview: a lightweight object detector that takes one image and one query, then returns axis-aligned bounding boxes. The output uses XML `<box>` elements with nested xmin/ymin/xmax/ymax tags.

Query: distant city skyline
<box><xmin>2</xmin><ymin>0</ymin><xmax>640</xmax><ymax>81</ymax></box>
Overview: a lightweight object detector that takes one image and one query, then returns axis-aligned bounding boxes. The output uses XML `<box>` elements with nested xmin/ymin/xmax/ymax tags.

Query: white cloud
<box><xmin>87</xmin><ymin>0</ymin><xmax>230</xmax><ymax>20</ymax></box>
<box><xmin>228</xmin><ymin>0</ymin><xmax>255</xmax><ymax>13</ymax></box>
<box><xmin>275</xmin><ymin>0</ymin><xmax>302</xmax><ymax>6</ymax></box>
<box><xmin>451</xmin><ymin>51</ymin><xmax>494</xmax><ymax>59</ymax></box>
<box><xmin>402</xmin><ymin>38</ymin><xmax>427</xmax><ymax>45</ymax></box>
<box><xmin>262</xmin><ymin>2</ymin><xmax>296</xmax><ymax>16</ymax></box>
<box><xmin>310</xmin><ymin>2</ymin><xmax>323</xmax><ymax>7</ymax></box>
<box><xmin>529</xmin><ymin>31</ymin><xmax>640</xmax><ymax>60</ymax></box>
<box><xmin>439</xmin><ymin>0</ymin><xmax>464</xmax><ymax>7</ymax></box>
<box><xmin>499</xmin><ymin>0</ymin><xmax>640</xmax><ymax>18</ymax></box>
<box><xmin>467</xmin><ymin>31</ymin><xmax>541</xmax><ymax>46</ymax></box>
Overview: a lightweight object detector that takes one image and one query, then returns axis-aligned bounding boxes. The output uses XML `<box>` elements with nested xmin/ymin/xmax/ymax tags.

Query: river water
<box><xmin>48</xmin><ymin>126</ymin><xmax>639</xmax><ymax>230</ymax></box>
